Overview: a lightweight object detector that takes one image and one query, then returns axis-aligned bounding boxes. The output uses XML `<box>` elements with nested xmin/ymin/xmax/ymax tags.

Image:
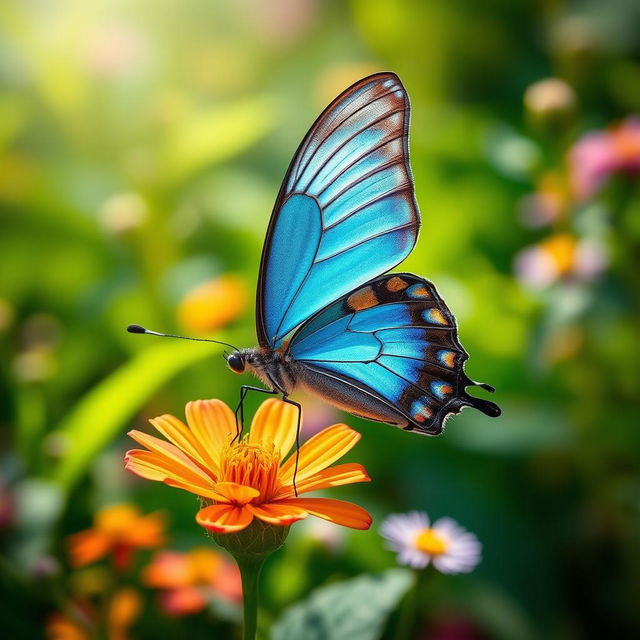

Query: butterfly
<box><xmin>225</xmin><ymin>72</ymin><xmax>500</xmax><ymax>434</ymax></box>
<box><xmin>129</xmin><ymin>72</ymin><xmax>500</xmax><ymax>435</ymax></box>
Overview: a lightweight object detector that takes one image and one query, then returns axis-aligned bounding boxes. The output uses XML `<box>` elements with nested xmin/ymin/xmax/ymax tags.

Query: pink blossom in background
<box><xmin>569</xmin><ymin>117</ymin><xmax>640</xmax><ymax>200</ymax></box>
<box><xmin>514</xmin><ymin>233</ymin><xmax>608</xmax><ymax>288</ymax></box>
<box><xmin>143</xmin><ymin>549</ymin><xmax>242</xmax><ymax>617</ymax></box>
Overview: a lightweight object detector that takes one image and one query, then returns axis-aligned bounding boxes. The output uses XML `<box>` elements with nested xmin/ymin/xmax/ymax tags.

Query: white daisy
<box><xmin>380</xmin><ymin>510</ymin><xmax>481</xmax><ymax>574</ymax></box>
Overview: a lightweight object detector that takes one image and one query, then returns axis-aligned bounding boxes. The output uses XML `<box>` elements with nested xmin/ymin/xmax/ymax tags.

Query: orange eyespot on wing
<box><xmin>347</xmin><ymin>286</ymin><xmax>379</xmax><ymax>311</ymax></box>
<box><xmin>422</xmin><ymin>308</ymin><xmax>448</xmax><ymax>326</ymax></box>
<box><xmin>386</xmin><ymin>276</ymin><xmax>409</xmax><ymax>292</ymax></box>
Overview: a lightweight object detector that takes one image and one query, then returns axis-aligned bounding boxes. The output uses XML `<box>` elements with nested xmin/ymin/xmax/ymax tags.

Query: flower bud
<box><xmin>524</xmin><ymin>78</ymin><xmax>576</xmax><ymax>132</ymax></box>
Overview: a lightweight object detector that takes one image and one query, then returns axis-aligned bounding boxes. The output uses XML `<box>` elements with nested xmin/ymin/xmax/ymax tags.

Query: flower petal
<box><xmin>248</xmin><ymin>398</ymin><xmax>298</xmax><ymax>460</ymax></box>
<box><xmin>150</xmin><ymin>414</ymin><xmax>219</xmax><ymax>476</ymax></box>
<box><xmin>279</xmin><ymin>424</ymin><xmax>361</xmax><ymax>483</ymax></box>
<box><xmin>185</xmin><ymin>399</ymin><xmax>236</xmax><ymax>468</ymax></box>
<box><xmin>276</xmin><ymin>497</ymin><xmax>372</xmax><ymax>530</ymax></box>
<box><xmin>214</xmin><ymin>482</ymin><xmax>260</xmax><ymax>505</ymax></box>
<box><xmin>196</xmin><ymin>504</ymin><xmax>254</xmax><ymax>533</ymax></box>
<box><xmin>125</xmin><ymin>511</ymin><xmax>166</xmax><ymax>548</ymax></box>
<box><xmin>247</xmin><ymin>502</ymin><xmax>308</xmax><ymax>526</ymax></box>
<box><xmin>127</xmin><ymin>430</ymin><xmax>215</xmax><ymax>486</ymax></box>
<box><xmin>67</xmin><ymin>529</ymin><xmax>111</xmax><ymax>567</ymax></box>
<box><xmin>125</xmin><ymin>450</ymin><xmax>225</xmax><ymax>501</ymax></box>
<box><xmin>276</xmin><ymin>463</ymin><xmax>370</xmax><ymax>498</ymax></box>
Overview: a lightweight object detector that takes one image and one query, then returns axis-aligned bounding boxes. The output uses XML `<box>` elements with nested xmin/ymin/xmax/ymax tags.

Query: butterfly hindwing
<box><xmin>288</xmin><ymin>273</ymin><xmax>500</xmax><ymax>434</ymax></box>
<box><xmin>257</xmin><ymin>73</ymin><xmax>419</xmax><ymax>349</ymax></box>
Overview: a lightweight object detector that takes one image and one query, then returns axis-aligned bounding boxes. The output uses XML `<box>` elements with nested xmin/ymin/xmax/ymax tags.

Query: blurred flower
<box><xmin>46</xmin><ymin>611</ymin><xmax>90</xmax><ymax>640</ymax></box>
<box><xmin>524</xmin><ymin>78</ymin><xmax>576</xmax><ymax>128</ymax></box>
<box><xmin>11</xmin><ymin>345</ymin><xmax>56</xmax><ymax>382</ymax></box>
<box><xmin>125</xmin><ymin>398</ymin><xmax>372</xmax><ymax>533</ymax></box>
<box><xmin>30</xmin><ymin>555</ymin><xmax>61</xmax><ymax>581</ymax></box>
<box><xmin>177</xmin><ymin>275</ymin><xmax>248</xmax><ymax>334</ymax></box>
<box><xmin>569</xmin><ymin>117</ymin><xmax>640</xmax><ymax>200</ymax></box>
<box><xmin>143</xmin><ymin>548</ymin><xmax>242</xmax><ymax>616</ymax></box>
<box><xmin>298</xmin><ymin>395</ymin><xmax>341</xmax><ymax>439</ymax></box>
<box><xmin>85</xmin><ymin>23</ymin><xmax>149</xmax><ymax>78</ymax></box>
<box><xmin>514</xmin><ymin>233</ymin><xmax>607</xmax><ymax>288</ymax></box>
<box><xmin>67</xmin><ymin>504</ymin><xmax>165</xmax><ymax>571</ymax></box>
<box><xmin>247</xmin><ymin>0</ymin><xmax>317</xmax><ymax>46</ymax></box>
<box><xmin>46</xmin><ymin>588</ymin><xmax>141</xmax><ymax>640</ymax></box>
<box><xmin>380</xmin><ymin>511</ymin><xmax>481</xmax><ymax>574</ymax></box>
<box><xmin>108</xmin><ymin>587</ymin><xmax>142</xmax><ymax>640</ymax></box>
<box><xmin>518</xmin><ymin>172</ymin><xmax>569</xmax><ymax>228</ymax></box>
<box><xmin>302</xmin><ymin>517</ymin><xmax>346</xmax><ymax>552</ymax></box>
<box><xmin>99</xmin><ymin>192</ymin><xmax>148</xmax><ymax>236</ymax></box>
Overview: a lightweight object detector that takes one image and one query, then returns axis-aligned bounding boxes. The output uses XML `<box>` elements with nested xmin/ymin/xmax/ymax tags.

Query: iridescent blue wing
<box><xmin>257</xmin><ymin>73</ymin><xmax>419</xmax><ymax>349</ymax></box>
<box><xmin>288</xmin><ymin>273</ymin><xmax>501</xmax><ymax>434</ymax></box>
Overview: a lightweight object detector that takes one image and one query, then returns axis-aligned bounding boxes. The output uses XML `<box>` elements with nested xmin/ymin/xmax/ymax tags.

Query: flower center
<box><xmin>219</xmin><ymin>442</ymin><xmax>280</xmax><ymax>502</ymax></box>
<box><xmin>415</xmin><ymin>528</ymin><xmax>448</xmax><ymax>556</ymax></box>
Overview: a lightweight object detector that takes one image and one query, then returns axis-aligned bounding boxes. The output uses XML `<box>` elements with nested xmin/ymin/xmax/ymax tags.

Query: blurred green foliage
<box><xmin>1</xmin><ymin>0</ymin><xmax>639</xmax><ymax>638</ymax></box>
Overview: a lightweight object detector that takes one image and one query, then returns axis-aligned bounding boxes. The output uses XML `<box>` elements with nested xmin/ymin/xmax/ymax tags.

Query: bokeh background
<box><xmin>1</xmin><ymin>0</ymin><xmax>639</xmax><ymax>638</ymax></box>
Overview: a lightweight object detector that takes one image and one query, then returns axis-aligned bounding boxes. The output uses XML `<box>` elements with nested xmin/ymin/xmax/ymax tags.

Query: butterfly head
<box><xmin>226</xmin><ymin>351</ymin><xmax>246</xmax><ymax>374</ymax></box>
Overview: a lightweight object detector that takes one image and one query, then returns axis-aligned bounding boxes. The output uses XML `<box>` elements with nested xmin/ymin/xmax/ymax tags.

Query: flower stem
<box><xmin>395</xmin><ymin>567</ymin><xmax>433</xmax><ymax>640</ymax></box>
<box><xmin>236</xmin><ymin>554</ymin><xmax>266</xmax><ymax>640</ymax></box>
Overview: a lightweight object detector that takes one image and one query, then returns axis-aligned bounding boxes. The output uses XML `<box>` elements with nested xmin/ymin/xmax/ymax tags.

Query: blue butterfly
<box><xmin>224</xmin><ymin>72</ymin><xmax>500</xmax><ymax>435</ymax></box>
<box><xmin>129</xmin><ymin>72</ymin><xmax>500</xmax><ymax>435</ymax></box>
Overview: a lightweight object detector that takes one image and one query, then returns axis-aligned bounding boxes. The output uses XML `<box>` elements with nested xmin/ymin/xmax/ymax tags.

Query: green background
<box><xmin>1</xmin><ymin>0</ymin><xmax>639</xmax><ymax>638</ymax></box>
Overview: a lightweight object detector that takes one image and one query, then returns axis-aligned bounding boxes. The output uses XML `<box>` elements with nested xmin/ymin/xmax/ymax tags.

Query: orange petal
<box><xmin>127</xmin><ymin>430</ymin><xmax>215</xmax><ymax>486</ymax></box>
<box><xmin>276</xmin><ymin>497</ymin><xmax>372</xmax><ymax>530</ymax></box>
<box><xmin>247</xmin><ymin>502</ymin><xmax>308</xmax><ymax>526</ymax></box>
<box><xmin>185</xmin><ymin>399</ymin><xmax>236</xmax><ymax>467</ymax></box>
<box><xmin>214</xmin><ymin>482</ymin><xmax>260</xmax><ymax>505</ymax></box>
<box><xmin>67</xmin><ymin>529</ymin><xmax>112</xmax><ymax>567</ymax></box>
<box><xmin>248</xmin><ymin>398</ymin><xmax>298</xmax><ymax>460</ymax></box>
<box><xmin>276</xmin><ymin>462</ymin><xmax>370</xmax><ymax>498</ymax></box>
<box><xmin>142</xmin><ymin>551</ymin><xmax>192</xmax><ymax>588</ymax></box>
<box><xmin>196</xmin><ymin>504</ymin><xmax>254</xmax><ymax>533</ymax></box>
<box><xmin>108</xmin><ymin>587</ymin><xmax>142</xmax><ymax>631</ymax></box>
<box><xmin>125</xmin><ymin>450</ymin><xmax>225</xmax><ymax>501</ymax></box>
<box><xmin>280</xmin><ymin>424</ymin><xmax>361</xmax><ymax>483</ymax></box>
<box><xmin>125</xmin><ymin>511</ymin><xmax>166</xmax><ymax>548</ymax></box>
<box><xmin>161</xmin><ymin>586</ymin><xmax>207</xmax><ymax>616</ymax></box>
<box><xmin>150</xmin><ymin>414</ymin><xmax>220</xmax><ymax>476</ymax></box>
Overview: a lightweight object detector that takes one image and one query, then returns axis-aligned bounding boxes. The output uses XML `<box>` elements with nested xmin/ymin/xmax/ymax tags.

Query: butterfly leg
<box><xmin>233</xmin><ymin>385</ymin><xmax>277</xmax><ymax>443</ymax></box>
<box><xmin>282</xmin><ymin>395</ymin><xmax>302</xmax><ymax>497</ymax></box>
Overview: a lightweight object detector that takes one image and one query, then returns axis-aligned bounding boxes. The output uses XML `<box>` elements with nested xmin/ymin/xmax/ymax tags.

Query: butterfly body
<box><xmin>226</xmin><ymin>72</ymin><xmax>500</xmax><ymax>435</ymax></box>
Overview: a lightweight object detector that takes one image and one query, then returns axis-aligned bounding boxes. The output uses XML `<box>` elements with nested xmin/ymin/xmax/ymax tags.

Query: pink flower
<box><xmin>514</xmin><ymin>233</ymin><xmax>607</xmax><ymax>288</ymax></box>
<box><xmin>142</xmin><ymin>548</ymin><xmax>242</xmax><ymax>616</ymax></box>
<box><xmin>569</xmin><ymin>117</ymin><xmax>640</xmax><ymax>200</ymax></box>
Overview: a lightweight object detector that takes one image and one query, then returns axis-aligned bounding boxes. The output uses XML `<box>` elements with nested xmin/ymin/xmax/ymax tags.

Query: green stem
<box><xmin>236</xmin><ymin>554</ymin><xmax>266</xmax><ymax>640</ymax></box>
<box><xmin>395</xmin><ymin>568</ymin><xmax>433</xmax><ymax>640</ymax></box>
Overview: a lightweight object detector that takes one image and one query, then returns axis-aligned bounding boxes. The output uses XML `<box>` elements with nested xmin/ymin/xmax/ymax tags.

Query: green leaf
<box><xmin>48</xmin><ymin>339</ymin><xmax>221</xmax><ymax>489</ymax></box>
<box><xmin>161</xmin><ymin>96</ymin><xmax>277</xmax><ymax>184</ymax></box>
<box><xmin>272</xmin><ymin>569</ymin><xmax>413</xmax><ymax>640</ymax></box>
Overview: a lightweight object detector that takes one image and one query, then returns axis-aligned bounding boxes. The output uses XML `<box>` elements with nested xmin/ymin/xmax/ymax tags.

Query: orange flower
<box><xmin>46</xmin><ymin>612</ymin><xmax>89</xmax><ymax>640</ymax></box>
<box><xmin>125</xmin><ymin>398</ymin><xmax>372</xmax><ymax>533</ymax></box>
<box><xmin>177</xmin><ymin>275</ymin><xmax>247</xmax><ymax>333</ymax></box>
<box><xmin>46</xmin><ymin>588</ymin><xmax>141</xmax><ymax>640</ymax></box>
<box><xmin>68</xmin><ymin>504</ymin><xmax>165</xmax><ymax>571</ymax></box>
<box><xmin>143</xmin><ymin>548</ymin><xmax>242</xmax><ymax>616</ymax></box>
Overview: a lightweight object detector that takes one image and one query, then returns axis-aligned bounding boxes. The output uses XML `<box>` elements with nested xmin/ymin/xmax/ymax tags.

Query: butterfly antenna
<box><xmin>126</xmin><ymin>324</ymin><xmax>239</xmax><ymax>352</ymax></box>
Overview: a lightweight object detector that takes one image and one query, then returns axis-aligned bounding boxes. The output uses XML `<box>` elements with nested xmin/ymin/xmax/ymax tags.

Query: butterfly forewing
<box><xmin>256</xmin><ymin>73</ymin><xmax>419</xmax><ymax>349</ymax></box>
<box><xmin>288</xmin><ymin>273</ymin><xmax>500</xmax><ymax>434</ymax></box>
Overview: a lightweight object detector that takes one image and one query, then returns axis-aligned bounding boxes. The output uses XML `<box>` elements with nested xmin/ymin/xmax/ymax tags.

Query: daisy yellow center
<box><xmin>415</xmin><ymin>528</ymin><xmax>448</xmax><ymax>556</ymax></box>
<box><xmin>219</xmin><ymin>442</ymin><xmax>280</xmax><ymax>501</ymax></box>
